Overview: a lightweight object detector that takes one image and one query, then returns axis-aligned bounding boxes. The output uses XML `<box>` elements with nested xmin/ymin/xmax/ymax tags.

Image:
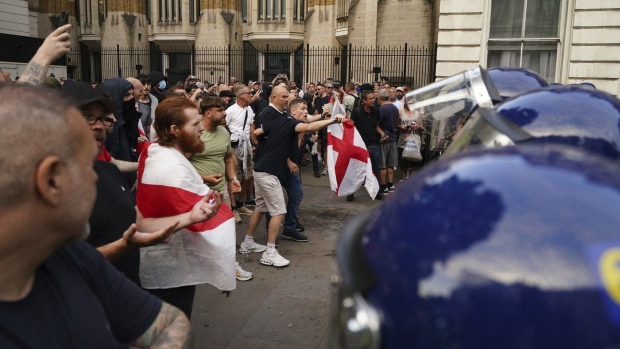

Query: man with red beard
<box><xmin>136</xmin><ymin>97</ymin><xmax>235</xmax><ymax>319</ymax></box>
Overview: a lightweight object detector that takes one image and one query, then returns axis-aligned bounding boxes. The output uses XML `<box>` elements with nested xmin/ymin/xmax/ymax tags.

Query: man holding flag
<box><xmin>327</xmin><ymin>90</ymin><xmax>381</xmax><ymax>201</ymax></box>
<box><xmin>136</xmin><ymin>97</ymin><xmax>236</xmax><ymax>319</ymax></box>
<box><xmin>241</xmin><ymin>98</ymin><xmax>345</xmax><ymax>267</ymax></box>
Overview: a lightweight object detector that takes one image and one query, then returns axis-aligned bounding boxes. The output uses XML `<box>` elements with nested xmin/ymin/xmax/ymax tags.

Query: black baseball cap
<box><xmin>62</xmin><ymin>81</ymin><xmax>117</xmax><ymax>113</ymax></box>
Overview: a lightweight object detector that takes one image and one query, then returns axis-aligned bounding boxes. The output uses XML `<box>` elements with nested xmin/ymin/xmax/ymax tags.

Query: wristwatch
<box><xmin>231</xmin><ymin>177</ymin><xmax>238</xmax><ymax>182</ymax></box>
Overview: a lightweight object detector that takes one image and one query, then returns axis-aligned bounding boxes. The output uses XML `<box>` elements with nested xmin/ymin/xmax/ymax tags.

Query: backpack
<box><xmin>348</xmin><ymin>93</ymin><xmax>361</xmax><ymax>112</ymax></box>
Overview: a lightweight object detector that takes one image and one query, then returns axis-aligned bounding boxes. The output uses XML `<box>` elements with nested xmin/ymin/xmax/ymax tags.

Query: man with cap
<box><xmin>395</xmin><ymin>86</ymin><xmax>405</xmax><ymax>103</ymax></box>
<box><xmin>220</xmin><ymin>90</ymin><xmax>236</xmax><ymax>109</ymax></box>
<box><xmin>62</xmin><ymin>82</ymin><xmax>185</xmax><ymax>284</ymax></box>
<box><xmin>148</xmin><ymin>71</ymin><xmax>167</xmax><ymax>102</ymax></box>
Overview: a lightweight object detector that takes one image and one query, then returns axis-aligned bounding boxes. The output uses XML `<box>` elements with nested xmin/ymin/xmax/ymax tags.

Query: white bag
<box><xmin>311</xmin><ymin>142</ymin><xmax>318</xmax><ymax>155</ymax></box>
<box><xmin>402</xmin><ymin>134</ymin><xmax>423</xmax><ymax>162</ymax></box>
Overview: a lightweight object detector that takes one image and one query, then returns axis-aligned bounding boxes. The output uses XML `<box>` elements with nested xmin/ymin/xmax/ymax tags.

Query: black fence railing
<box><xmin>68</xmin><ymin>43</ymin><xmax>437</xmax><ymax>88</ymax></box>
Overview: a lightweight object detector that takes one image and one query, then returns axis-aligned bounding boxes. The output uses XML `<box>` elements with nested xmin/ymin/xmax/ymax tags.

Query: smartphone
<box><xmin>59</xmin><ymin>11</ymin><xmax>69</xmax><ymax>26</ymax></box>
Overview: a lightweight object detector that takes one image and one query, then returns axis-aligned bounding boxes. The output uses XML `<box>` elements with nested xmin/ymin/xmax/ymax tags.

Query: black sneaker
<box><xmin>346</xmin><ymin>194</ymin><xmax>354</xmax><ymax>201</ymax></box>
<box><xmin>245</xmin><ymin>198</ymin><xmax>256</xmax><ymax>207</ymax></box>
<box><xmin>296</xmin><ymin>221</ymin><xmax>305</xmax><ymax>232</ymax></box>
<box><xmin>314</xmin><ymin>171</ymin><xmax>321</xmax><ymax>178</ymax></box>
<box><xmin>282</xmin><ymin>230</ymin><xmax>309</xmax><ymax>242</ymax></box>
<box><xmin>375</xmin><ymin>192</ymin><xmax>384</xmax><ymax>200</ymax></box>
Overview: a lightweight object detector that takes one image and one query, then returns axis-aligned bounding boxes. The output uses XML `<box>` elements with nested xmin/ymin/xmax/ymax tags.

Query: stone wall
<box><xmin>376</xmin><ymin>0</ymin><xmax>433</xmax><ymax>47</ymax></box>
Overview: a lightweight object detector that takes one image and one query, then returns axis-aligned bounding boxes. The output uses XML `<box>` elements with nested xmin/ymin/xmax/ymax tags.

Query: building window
<box><xmin>157</xmin><ymin>0</ymin><xmax>182</xmax><ymax>22</ymax></box>
<box><xmin>242</xmin><ymin>0</ymin><xmax>247</xmax><ymax>22</ymax></box>
<box><xmin>487</xmin><ymin>0</ymin><xmax>561</xmax><ymax>82</ymax></box>
<box><xmin>190</xmin><ymin>0</ymin><xmax>199</xmax><ymax>22</ymax></box>
<box><xmin>259</xmin><ymin>0</ymin><xmax>286</xmax><ymax>20</ymax></box>
<box><xmin>294</xmin><ymin>0</ymin><xmax>304</xmax><ymax>20</ymax></box>
<box><xmin>98</xmin><ymin>0</ymin><xmax>107</xmax><ymax>24</ymax></box>
<box><xmin>146</xmin><ymin>0</ymin><xmax>151</xmax><ymax>23</ymax></box>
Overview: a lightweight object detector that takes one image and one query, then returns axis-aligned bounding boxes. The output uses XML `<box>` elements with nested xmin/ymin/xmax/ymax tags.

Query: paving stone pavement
<box><xmin>190</xmin><ymin>162</ymin><xmax>382</xmax><ymax>348</ymax></box>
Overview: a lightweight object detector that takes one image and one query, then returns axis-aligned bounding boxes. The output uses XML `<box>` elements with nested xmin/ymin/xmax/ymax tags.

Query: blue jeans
<box><xmin>367</xmin><ymin>144</ymin><xmax>380</xmax><ymax>179</ymax></box>
<box><xmin>265</xmin><ymin>173</ymin><xmax>304</xmax><ymax>232</ymax></box>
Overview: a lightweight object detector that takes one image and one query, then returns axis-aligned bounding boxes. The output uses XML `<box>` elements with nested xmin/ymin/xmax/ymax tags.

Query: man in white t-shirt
<box><xmin>389</xmin><ymin>87</ymin><xmax>404</xmax><ymax>111</ymax></box>
<box><xmin>225</xmin><ymin>85</ymin><xmax>255</xmax><ymax>222</ymax></box>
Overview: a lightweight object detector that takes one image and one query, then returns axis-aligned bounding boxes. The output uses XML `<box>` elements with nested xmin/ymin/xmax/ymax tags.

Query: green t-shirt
<box><xmin>190</xmin><ymin>125</ymin><xmax>231</xmax><ymax>192</ymax></box>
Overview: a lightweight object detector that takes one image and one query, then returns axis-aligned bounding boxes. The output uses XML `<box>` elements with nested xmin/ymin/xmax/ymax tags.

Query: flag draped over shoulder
<box><xmin>136</xmin><ymin>143</ymin><xmax>237</xmax><ymax>291</ymax></box>
<box><xmin>326</xmin><ymin>99</ymin><xmax>380</xmax><ymax>199</ymax></box>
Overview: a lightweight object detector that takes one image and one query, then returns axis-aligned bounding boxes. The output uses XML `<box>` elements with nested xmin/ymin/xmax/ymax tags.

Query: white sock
<box><xmin>244</xmin><ymin>235</ymin><xmax>254</xmax><ymax>244</ymax></box>
<box><xmin>266</xmin><ymin>243</ymin><xmax>276</xmax><ymax>254</ymax></box>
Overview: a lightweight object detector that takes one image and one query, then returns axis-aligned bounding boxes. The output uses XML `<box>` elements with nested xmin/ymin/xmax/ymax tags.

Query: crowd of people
<box><xmin>0</xmin><ymin>24</ymin><xmax>427</xmax><ymax>347</ymax></box>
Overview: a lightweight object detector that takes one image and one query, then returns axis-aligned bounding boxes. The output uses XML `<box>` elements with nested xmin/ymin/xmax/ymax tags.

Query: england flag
<box><xmin>326</xmin><ymin>99</ymin><xmax>380</xmax><ymax>199</ymax></box>
<box><xmin>136</xmin><ymin>143</ymin><xmax>237</xmax><ymax>291</ymax></box>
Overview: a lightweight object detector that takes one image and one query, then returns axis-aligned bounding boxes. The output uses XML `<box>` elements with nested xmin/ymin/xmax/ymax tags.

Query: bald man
<box><xmin>0</xmin><ymin>84</ymin><xmax>191</xmax><ymax>347</ymax></box>
<box><xmin>127</xmin><ymin>77</ymin><xmax>153</xmax><ymax>140</ymax></box>
<box><xmin>241</xmin><ymin>96</ymin><xmax>345</xmax><ymax>267</ymax></box>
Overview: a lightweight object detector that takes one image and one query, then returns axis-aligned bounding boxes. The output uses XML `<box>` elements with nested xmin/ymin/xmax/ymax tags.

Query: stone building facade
<box><xmin>435</xmin><ymin>0</ymin><xmax>620</xmax><ymax>96</ymax></box>
<box><xmin>1</xmin><ymin>0</ymin><xmax>440</xmax><ymax>84</ymax></box>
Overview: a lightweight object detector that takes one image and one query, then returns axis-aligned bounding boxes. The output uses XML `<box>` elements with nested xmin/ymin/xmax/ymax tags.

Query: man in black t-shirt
<box><xmin>0</xmin><ymin>84</ymin><xmax>191</xmax><ymax>348</ymax></box>
<box><xmin>350</xmin><ymin>90</ymin><xmax>383</xmax><ymax>201</ymax></box>
<box><xmin>63</xmin><ymin>83</ymin><xmax>180</xmax><ymax>285</ymax></box>
<box><xmin>240</xmin><ymin>96</ymin><xmax>345</xmax><ymax>268</ymax></box>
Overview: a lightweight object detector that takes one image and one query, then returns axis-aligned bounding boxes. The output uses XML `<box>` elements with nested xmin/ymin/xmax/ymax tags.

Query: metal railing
<box><xmin>68</xmin><ymin>43</ymin><xmax>437</xmax><ymax>88</ymax></box>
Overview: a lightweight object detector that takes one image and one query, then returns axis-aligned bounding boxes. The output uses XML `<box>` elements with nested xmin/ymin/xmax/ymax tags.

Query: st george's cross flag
<box><xmin>136</xmin><ymin>143</ymin><xmax>237</xmax><ymax>291</ymax></box>
<box><xmin>326</xmin><ymin>99</ymin><xmax>380</xmax><ymax>199</ymax></box>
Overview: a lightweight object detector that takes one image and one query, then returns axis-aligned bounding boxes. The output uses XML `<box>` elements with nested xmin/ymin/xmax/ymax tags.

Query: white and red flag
<box><xmin>327</xmin><ymin>100</ymin><xmax>380</xmax><ymax>199</ymax></box>
<box><xmin>136</xmin><ymin>143</ymin><xmax>237</xmax><ymax>291</ymax></box>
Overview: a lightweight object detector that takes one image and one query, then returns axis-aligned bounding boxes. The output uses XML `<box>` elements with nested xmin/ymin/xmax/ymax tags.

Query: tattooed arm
<box><xmin>131</xmin><ymin>302</ymin><xmax>192</xmax><ymax>349</ymax></box>
<box><xmin>18</xmin><ymin>24</ymin><xmax>72</xmax><ymax>86</ymax></box>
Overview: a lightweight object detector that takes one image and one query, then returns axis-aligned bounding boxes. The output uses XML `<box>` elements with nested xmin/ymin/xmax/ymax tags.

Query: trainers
<box><xmin>233</xmin><ymin>210</ymin><xmax>242</xmax><ymax>223</ymax></box>
<box><xmin>239</xmin><ymin>239</ymin><xmax>267</xmax><ymax>254</ymax></box>
<box><xmin>245</xmin><ymin>198</ymin><xmax>256</xmax><ymax>207</ymax></box>
<box><xmin>314</xmin><ymin>171</ymin><xmax>321</xmax><ymax>178</ymax></box>
<box><xmin>375</xmin><ymin>192</ymin><xmax>384</xmax><ymax>200</ymax></box>
<box><xmin>321</xmin><ymin>168</ymin><xmax>328</xmax><ymax>176</ymax></box>
<box><xmin>296</xmin><ymin>221</ymin><xmax>305</xmax><ymax>232</ymax></box>
<box><xmin>260</xmin><ymin>250</ymin><xmax>290</xmax><ymax>267</ymax></box>
<box><xmin>282</xmin><ymin>230</ymin><xmax>309</xmax><ymax>242</ymax></box>
<box><xmin>347</xmin><ymin>194</ymin><xmax>354</xmax><ymax>201</ymax></box>
<box><xmin>238</xmin><ymin>206</ymin><xmax>254</xmax><ymax>216</ymax></box>
<box><xmin>236</xmin><ymin>262</ymin><xmax>252</xmax><ymax>281</ymax></box>
<box><xmin>389</xmin><ymin>186</ymin><xmax>396</xmax><ymax>192</ymax></box>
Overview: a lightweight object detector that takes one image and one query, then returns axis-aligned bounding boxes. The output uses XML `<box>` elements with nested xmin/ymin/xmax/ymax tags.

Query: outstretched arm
<box><xmin>295</xmin><ymin>114</ymin><xmax>345</xmax><ymax>133</ymax></box>
<box><xmin>136</xmin><ymin>191</ymin><xmax>223</xmax><ymax>233</ymax></box>
<box><xmin>18</xmin><ymin>24</ymin><xmax>72</xmax><ymax>86</ymax></box>
<box><xmin>110</xmin><ymin>157</ymin><xmax>139</xmax><ymax>173</ymax></box>
<box><xmin>96</xmin><ymin>221</ymin><xmax>179</xmax><ymax>262</ymax></box>
<box><xmin>131</xmin><ymin>302</ymin><xmax>192</xmax><ymax>349</ymax></box>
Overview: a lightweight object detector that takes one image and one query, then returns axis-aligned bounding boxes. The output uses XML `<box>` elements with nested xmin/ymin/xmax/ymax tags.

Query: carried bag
<box><xmin>311</xmin><ymin>142</ymin><xmax>318</xmax><ymax>155</ymax></box>
<box><xmin>402</xmin><ymin>133</ymin><xmax>423</xmax><ymax>162</ymax></box>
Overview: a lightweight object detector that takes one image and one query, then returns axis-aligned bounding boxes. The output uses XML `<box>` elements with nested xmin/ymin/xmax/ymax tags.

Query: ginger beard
<box><xmin>177</xmin><ymin>127</ymin><xmax>205</xmax><ymax>154</ymax></box>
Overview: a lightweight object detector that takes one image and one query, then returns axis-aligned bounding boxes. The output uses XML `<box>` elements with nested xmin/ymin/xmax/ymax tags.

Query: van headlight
<box><xmin>329</xmin><ymin>274</ymin><xmax>381</xmax><ymax>349</ymax></box>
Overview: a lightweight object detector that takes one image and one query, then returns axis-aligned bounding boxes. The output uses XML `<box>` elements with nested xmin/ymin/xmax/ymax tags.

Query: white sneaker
<box><xmin>321</xmin><ymin>168</ymin><xmax>328</xmax><ymax>176</ymax></box>
<box><xmin>260</xmin><ymin>250</ymin><xmax>290</xmax><ymax>267</ymax></box>
<box><xmin>236</xmin><ymin>262</ymin><xmax>253</xmax><ymax>281</ymax></box>
<box><xmin>239</xmin><ymin>239</ymin><xmax>267</xmax><ymax>254</ymax></box>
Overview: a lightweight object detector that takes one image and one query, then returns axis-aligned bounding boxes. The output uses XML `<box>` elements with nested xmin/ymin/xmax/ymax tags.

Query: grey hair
<box><xmin>377</xmin><ymin>88</ymin><xmax>390</xmax><ymax>101</ymax></box>
<box><xmin>0</xmin><ymin>84</ymin><xmax>76</xmax><ymax>211</ymax></box>
<box><xmin>235</xmin><ymin>85</ymin><xmax>249</xmax><ymax>97</ymax></box>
